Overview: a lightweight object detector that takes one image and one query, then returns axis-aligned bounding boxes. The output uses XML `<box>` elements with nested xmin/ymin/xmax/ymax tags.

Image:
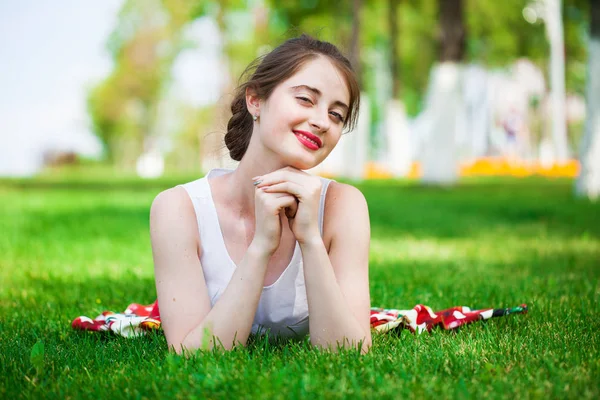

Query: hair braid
<box><xmin>224</xmin><ymin>89</ymin><xmax>254</xmax><ymax>161</ymax></box>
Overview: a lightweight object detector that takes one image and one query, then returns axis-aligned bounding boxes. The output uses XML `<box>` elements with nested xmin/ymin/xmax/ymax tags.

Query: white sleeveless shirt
<box><xmin>179</xmin><ymin>168</ymin><xmax>333</xmax><ymax>339</ymax></box>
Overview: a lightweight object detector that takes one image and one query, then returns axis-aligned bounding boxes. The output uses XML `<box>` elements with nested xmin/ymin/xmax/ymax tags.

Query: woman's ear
<box><xmin>245</xmin><ymin>87</ymin><xmax>260</xmax><ymax>117</ymax></box>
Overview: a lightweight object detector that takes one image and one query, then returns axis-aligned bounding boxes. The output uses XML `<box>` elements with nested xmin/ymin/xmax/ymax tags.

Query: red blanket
<box><xmin>72</xmin><ymin>300</ymin><xmax>528</xmax><ymax>337</ymax></box>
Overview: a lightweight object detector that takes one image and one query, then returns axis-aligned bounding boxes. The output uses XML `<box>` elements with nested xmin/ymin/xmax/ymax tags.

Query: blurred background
<box><xmin>1</xmin><ymin>0</ymin><xmax>598</xmax><ymax>196</ymax></box>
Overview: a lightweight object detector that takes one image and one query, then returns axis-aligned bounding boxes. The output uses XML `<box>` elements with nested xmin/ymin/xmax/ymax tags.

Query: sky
<box><xmin>0</xmin><ymin>0</ymin><xmax>123</xmax><ymax>175</ymax></box>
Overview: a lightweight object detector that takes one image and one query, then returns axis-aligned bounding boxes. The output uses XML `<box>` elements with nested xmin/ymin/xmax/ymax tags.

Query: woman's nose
<box><xmin>309</xmin><ymin>109</ymin><xmax>330</xmax><ymax>133</ymax></box>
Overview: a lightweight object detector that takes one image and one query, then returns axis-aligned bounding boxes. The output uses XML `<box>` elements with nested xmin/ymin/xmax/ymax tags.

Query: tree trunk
<box><xmin>545</xmin><ymin>0</ymin><xmax>569</xmax><ymax>163</ymax></box>
<box><xmin>438</xmin><ymin>0</ymin><xmax>465</xmax><ymax>62</ymax></box>
<box><xmin>575</xmin><ymin>0</ymin><xmax>600</xmax><ymax>199</ymax></box>
<box><xmin>350</xmin><ymin>0</ymin><xmax>362</xmax><ymax>87</ymax></box>
<box><xmin>419</xmin><ymin>0</ymin><xmax>466</xmax><ymax>185</ymax></box>
<box><xmin>388</xmin><ymin>0</ymin><xmax>401</xmax><ymax>98</ymax></box>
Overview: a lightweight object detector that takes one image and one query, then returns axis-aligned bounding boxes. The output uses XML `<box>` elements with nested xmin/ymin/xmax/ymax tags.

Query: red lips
<box><xmin>292</xmin><ymin>130</ymin><xmax>322</xmax><ymax>148</ymax></box>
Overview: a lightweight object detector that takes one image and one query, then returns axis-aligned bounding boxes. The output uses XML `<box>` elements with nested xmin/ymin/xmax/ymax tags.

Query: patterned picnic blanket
<box><xmin>72</xmin><ymin>300</ymin><xmax>528</xmax><ymax>338</ymax></box>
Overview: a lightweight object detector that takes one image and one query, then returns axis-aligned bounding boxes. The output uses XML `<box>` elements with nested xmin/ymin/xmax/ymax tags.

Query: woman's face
<box><xmin>255</xmin><ymin>56</ymin><xmax>351</xmax><ymax>170</ymax></box>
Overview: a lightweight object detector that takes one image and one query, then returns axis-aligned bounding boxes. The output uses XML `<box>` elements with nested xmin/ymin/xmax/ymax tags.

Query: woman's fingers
<box><xmin>255</xmin><ymin>169</ymin><xmax>322</xmax><ymax>202</ymax></box>
<box><xmin>253</xmin><ymin>167</ymin><xmax>321</xmax><ymax>221</ymax></box>
<box><xmin>260</xmin><ymin>181</ymin><xmax>303</xmax><ymax>198</ymax></box>
<box><xmin>256</xmin><ymin>189</ymin><xmax>298</xmax><ymax>217</ymax></box>
<box><xmin>253</xmin><ymin>167</ymin><xmax>307</xmax><ymax>189</ymax></box>
<box><xmin>272</xmin><ymin>193</ymin><xmax>298</xmax><ymax>219</ymax></box>
<box><xmin>285</xmin><ymin>198</ymin><xmax>299</xmax><ymax>219</ymax></box>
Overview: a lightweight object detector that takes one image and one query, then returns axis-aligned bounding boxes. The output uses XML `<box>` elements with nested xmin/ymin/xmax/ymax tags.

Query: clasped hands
<box><xmin>252</xmin><ymin>166</ymin><xmax>323</xmax><ymax>250</ymax></box>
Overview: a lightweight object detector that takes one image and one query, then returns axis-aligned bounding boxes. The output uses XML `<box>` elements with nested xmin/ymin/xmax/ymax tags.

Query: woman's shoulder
<box><xmin>150</xmin><ymin>186</ymin><xmax>198</xmax><ymax>229</ymax></box>
<box><xmin>151</xmin><ymin>185</ymin><xmax>192</xmax><ymax>210</ymax></box>
<box><xmin>150</xmin><ymin>181</ymin><xmax>206</xmax><ymax>240</ymax></box>
<box><xmin>322</xmin><ymin>181</ymin><xmax>369</xmax><ymax>244</ymax></box>
<box><xmin>324</xmin><ymin>181</ymin><xmax>368</xmax><ymax>210</ymax></box>
<box><xmin>150</xmin><ymin>183</ymin><xmax>205</xmax><ymax>252</ymax></box>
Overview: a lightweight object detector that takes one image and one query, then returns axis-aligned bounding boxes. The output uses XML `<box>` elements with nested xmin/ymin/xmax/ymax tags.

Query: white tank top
<box><xmin>179</xmin><ymin>168</ymin><xmax>333</xmax><ymax>339</ymax></box>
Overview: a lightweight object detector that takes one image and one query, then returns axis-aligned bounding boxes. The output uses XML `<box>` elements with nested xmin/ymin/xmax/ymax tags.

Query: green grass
<box><xmin>1</xmin><ymin>172</ymin><xmax>599</xmax><ymax>399</ymax></box>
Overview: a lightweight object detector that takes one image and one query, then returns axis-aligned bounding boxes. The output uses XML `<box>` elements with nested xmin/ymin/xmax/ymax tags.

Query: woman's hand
<box><xmin>253</xmin><ymin>167</ymin><xmax>322</xmax><ymax>245</ymax></box>
<box><xmin>252</xmin><ymin>183</ymin><xmax>299</xmax><ymax>255</ymax></box>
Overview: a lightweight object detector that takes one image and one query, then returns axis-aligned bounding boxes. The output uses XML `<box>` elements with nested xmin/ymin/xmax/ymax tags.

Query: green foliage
<box><xmin>1</xmin><ymin>173</ymin><xmax>599</xmax><ymax>398</ymax></box>
<box><xmin>563</xmin><ymin>0</ymin><xmax>590</xmax><ymax>94</ymax></box>
<box><xmin>88</xmin><ymin>0</ymin><xmax>207</xmax><ymax>168</ymax></box>
<box><xmin>396</xmin><ymin>0</ymin><xmax>439</xmax><ymax>114</ymax></box>
<box><xmin>466</xmin><ymin>0</ymin><xmax>548</xmax><ymax>66</ymax></box>
<box><xmin>465</xmin><ymin>0</ymin><xmax>589</xmax><ymax>95</ymax></box>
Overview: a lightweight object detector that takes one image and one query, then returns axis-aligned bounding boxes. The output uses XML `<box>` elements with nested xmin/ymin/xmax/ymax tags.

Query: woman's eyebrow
<box><xmin>291</xmin><ymin>84</ymin><xmax>349</xmax><ymax>111</ymax></box>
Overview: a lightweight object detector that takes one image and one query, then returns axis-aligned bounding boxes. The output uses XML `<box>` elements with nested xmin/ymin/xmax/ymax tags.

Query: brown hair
<box><xmin>224</xmin><ymin>34</ymin><xmax>361</xmax><ymax>161</ymax></box>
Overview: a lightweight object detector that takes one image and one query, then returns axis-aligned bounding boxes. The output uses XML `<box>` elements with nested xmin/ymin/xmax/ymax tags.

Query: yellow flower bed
<box><xmin>361</xmin><ymin>158</ymin><xmax>579</xmax><ymax>179</ymax></box>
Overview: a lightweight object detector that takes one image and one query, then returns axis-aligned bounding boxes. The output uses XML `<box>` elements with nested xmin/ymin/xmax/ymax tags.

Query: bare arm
<box><xmin>301</xmin><ymin>182</ymin><xmax>372</xmax><ymax>353</ymax></box>
<box><xmin>251</xmin><ymin>169</ymin><xmax>372</xmax><ymax>353</ymax></box>
<box><xmin>151</xmin><ymin>182</ymin><xmax>298</xmax><ymax>353</ymax></box>
<box><xmin>151</xmin><ymin>187</ymin><xmax>272</xmax><ymax>353</ymax></box>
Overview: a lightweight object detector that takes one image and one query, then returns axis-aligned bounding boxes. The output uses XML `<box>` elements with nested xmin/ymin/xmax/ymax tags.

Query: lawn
<box><xmin>1</xmin><ymin>171</ymin><xmax>599</xmax><ymax>399</ymax></box>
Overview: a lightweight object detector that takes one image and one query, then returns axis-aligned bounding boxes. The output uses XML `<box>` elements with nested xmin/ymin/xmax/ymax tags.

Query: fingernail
<box><xmin>253</xmin><ymin>180</ymin><xmax>263</xmax><ymax>186</ymax></box>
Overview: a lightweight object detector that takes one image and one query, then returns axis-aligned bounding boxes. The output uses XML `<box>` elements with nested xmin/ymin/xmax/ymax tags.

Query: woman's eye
<box><xmin>330</xmin><ymin>111</ymin><xmax>344</xmax><ymax>122</ymax></box>
<box><xmin>297</xmin><ymin>96</ymin><xmax>313</xmax><ymax>104</ymax></box>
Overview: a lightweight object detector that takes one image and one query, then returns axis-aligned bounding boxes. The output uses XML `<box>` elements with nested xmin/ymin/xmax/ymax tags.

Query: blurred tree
<box><xmin>542</xmin><ymin>0</ymin><xmax>569</xmax><ymax>162</ymax></box>
<box><xmin>396</xmin><ymin>0</ymin><xmax>437</xmax><ymax>115</ymax></box>
<box><xmin>87</xmin><ymin>0</ymin><xmax>594</xmax><ymax>171</ymax></box>
<box><xmin>466</xmin><ymin>0</ymin><xmax>547</xmax><ymax>66</ymax></box>
<box><xmin>388</xmin><ymin>0</ymin><xmax>401</xmax><ymax>98</ymax></box>
<box><xmin>438</xmin><ymin>0</ymin><xmax>465</xmax><ymax>62</ymax></box>
<box><xmin>350</xmin><ymin>0</ymin><xmax>364</xmax><ymax>86</ymax></box>
<box><xmin>219</xmin><ymin>0</ymin><xmax>265</xmax><ymax>82</ymax></box>
<box><xmin>576</xmin><ymin>0</ymin><xmax>600</xmax><ymax>199</ymax></box>
<box><xmin>563</xmin><ymin>0</ymin><xmax>590</xmax><ymax>93</ymax></box>
<box><xmin>87</xmin><ymin>0</ymin><xmax>206</xmax><ymax>169</ymax></box>
<box><xmin>418</xmin><ymin>0</ymin><xmax>466</xmax><ymax>185</ymax></box>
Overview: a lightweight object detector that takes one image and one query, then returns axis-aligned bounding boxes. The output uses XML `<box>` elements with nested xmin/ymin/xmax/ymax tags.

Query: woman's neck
<box><xmin>220</xmin><ymin>146</ymin><xmax>287</xmax><ymax>219</ymax></box>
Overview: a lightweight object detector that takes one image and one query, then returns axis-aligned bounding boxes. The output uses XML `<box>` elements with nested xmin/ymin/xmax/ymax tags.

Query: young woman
<box><xmin>150</xmin><ymin>34</ymin><xmax>372</xmax><ymax>354</ymax></box>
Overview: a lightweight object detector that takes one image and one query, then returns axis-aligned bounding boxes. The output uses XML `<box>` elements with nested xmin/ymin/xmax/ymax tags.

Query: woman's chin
<box><xmin>284</xmin><ymin>155</ymin><xmax>322</xmax><ymax>171</ymax></box>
